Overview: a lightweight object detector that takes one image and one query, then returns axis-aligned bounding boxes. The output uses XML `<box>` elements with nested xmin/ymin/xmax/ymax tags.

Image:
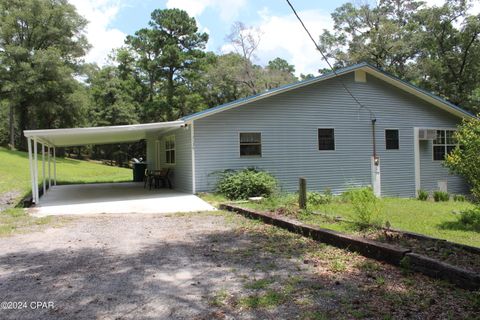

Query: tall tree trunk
<box><xmin>9</xmin><ymin>103</ymin><xmax>15</xmax><ymax>150</ymax></box>
<box><xmin>18</xmin><ymin>102</ymin><xmax>28</xmax><ymax>151</ymax></box>
<box><xmin>166</xmin><ymin>69</ymin><xmax>174</xmax><ymax>121</ymax></box>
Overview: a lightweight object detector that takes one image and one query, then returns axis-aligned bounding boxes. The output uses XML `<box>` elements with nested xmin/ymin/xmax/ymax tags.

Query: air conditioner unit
<box><xmin>418</xmin><ymin>129</ymin><xmax>437</xmax><ymax>140</ymax></box>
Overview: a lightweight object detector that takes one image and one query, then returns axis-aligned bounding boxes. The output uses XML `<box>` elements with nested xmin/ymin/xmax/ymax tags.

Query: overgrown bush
<box><xmin>342</xmin><ymin>187</ymin><xmax>381</xmax><ymax>227</ymax></box>
<box><xmin>433</xmin><ymin>191</ymin><xmax>449</xmax><ymax>202</ymax></box>
<box><xmin>457</xmin><ymin>207</ymin><xmax>480</xmax><ymax>231</ymax></box>
<box><xmin>453</xmin><ymin>194</ymin><xmax>466</xmax><ymax>202</ymax></box>
<box><xmin>417</xmin><ymin>189</ymin><xmax>429</xmax><ymax>201</ymax></box>
<box><xmin>307</xmin><ymin>190</ymin><xmax>333</xmax><ymax>206</ymax></box>
<box><xmin>216</xmin><ymin>168</ymin><xmax>278</xmax><ymax>200</ymax></box>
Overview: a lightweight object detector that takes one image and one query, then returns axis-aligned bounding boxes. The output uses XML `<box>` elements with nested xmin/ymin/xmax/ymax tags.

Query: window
<box><xmin>240</xmin><ymin>132</ymin><xmax>261</xmax><ymax>156</ymax></box>
<box><xmin>318</xmin><ymin>128</ymin><xmax>335</xmax><ymax>150</ymax></box>
<box><xmin>433</xmin><ymin>129</ymin><xmax>456</xmax><ymax>161</ymax></box>
<box><xmin>385</xmin><ymin>129</ymin><xmax>399</xmax><ymax>150</ymax></box>
<box><xmin>165</xmin><ymin>135</ymin><xmax>175</xmax><ymax>164</ymax></box>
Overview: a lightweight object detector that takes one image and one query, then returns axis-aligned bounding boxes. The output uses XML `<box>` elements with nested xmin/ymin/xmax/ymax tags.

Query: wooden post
<box><xmin>299</xmin><ymin>177</ymin><xmax>307</xmax><ymax>210</ymax></box>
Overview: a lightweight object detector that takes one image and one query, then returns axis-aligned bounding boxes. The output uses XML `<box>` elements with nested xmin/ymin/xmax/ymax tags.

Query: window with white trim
<box><xmin>240</xmin><ymin>132</ymin><xmax>262</xmax><ymax>156</ymax></box>
<box><xmin>433</xmin><ymin>130</ymin><xmax>456</xmax><ymax>161</ymax></box>
<box><xmin>165</xmin><ymin>135</ymin><xmax>175</xmax><ymax>164</ymax></box>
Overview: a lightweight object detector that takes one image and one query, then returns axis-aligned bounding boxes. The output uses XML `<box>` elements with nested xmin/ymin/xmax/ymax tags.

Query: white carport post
<box><xmin>53</xmin><ymin>147</ymin><xmax>57</xmax><ymax>186</ymax></box>
<box><xmin>48</xmin><ymin>146</ymin><xmax>51</xmax><ymax>189</ymax></box>
<box><xmin>42</xmin><ymin>143</ymin><xmax>46</xmax><ymax>195</ymax></box>
<box><xmin>33</xmin><ymin>137</ymin><xmax>39</xmax><ymax>203</ymax></box>
<box><xmin>27</xmin><ymin>138</ymin><xmax>36</xmax><ymax>204</ymax></box>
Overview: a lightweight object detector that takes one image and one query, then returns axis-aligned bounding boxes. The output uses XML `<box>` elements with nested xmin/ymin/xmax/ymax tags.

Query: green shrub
<box><xmin>433</xmin><ymin>191</ymin><xmax>449</xmax><ymax>202</ymax></box>
<box><xmin>417</xmin><ymin>189</ymin><xmax>429</xmax><ymax>201</ymax></box>
<box><xmin>307</xmin><ymin>190</ymin><xmax>332</xmax><ymax>206</ymax></box>
<box><xmin>453</xmin><ymin>194</ymin><xmax>466</xmax><ymax>202</ymax></box>
<box><xmin>457</xmin><ymin>207</ymin><xmax>480</xmax><ymax>231</ymax></box>
<box><xmin>444</xmin><ymin>116</ymin><xmax>480</xmax><ymax>201</ymax></box>
<box><xmin>342</xmin><ymin>187</ymin><xmax>381</xmax><ymax>227</ymax></box>
<box><xmin>216</xmin><ymin>168</ymin><xmax>278</xmax><ymax>200</ymax></box>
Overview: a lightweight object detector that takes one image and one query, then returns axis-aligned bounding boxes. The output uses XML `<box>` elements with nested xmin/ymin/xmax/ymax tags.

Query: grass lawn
<box><xmin>201</xmin><ymin>193</ymin><xmax>480</xmax><ymax>247</ymax></box>
<box><xmin>0</xmin><ymin>147</ymin><xmax>132</xmax><ymax>205</ymax></box>
<box><xmin>0</xmin><ymin>208</ymin><xmax>70</xmax><ymax>237</ymax></box>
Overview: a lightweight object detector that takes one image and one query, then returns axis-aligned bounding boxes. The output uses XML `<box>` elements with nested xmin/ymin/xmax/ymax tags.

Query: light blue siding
<box><xmin>192</xmin><ymin>72</ymin><xmax>468</xmax><ymax>197</ymax></box>
<box><xmin>146</xmin><ymin>128</ymin><xmax>192</xmax><ymax>193</ymax></box>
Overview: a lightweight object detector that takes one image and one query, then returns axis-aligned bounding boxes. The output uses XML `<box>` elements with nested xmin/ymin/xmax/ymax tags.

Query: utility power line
<box><xmin>285</xmin><ymin>0</ymin><xmax>376</xmax><ymax>121</ymax></box>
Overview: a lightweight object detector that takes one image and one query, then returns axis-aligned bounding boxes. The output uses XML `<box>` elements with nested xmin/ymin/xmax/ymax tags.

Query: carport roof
<box><xmin>24</xmin><ymin>120</ymin><xmax>185</xmax><ymax>147</ymax></box>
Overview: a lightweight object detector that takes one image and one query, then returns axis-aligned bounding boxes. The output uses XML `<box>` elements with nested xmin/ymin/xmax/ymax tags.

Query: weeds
<box><xmin>239</xmin><ymin>290</ymin><xmax>285</xmax><ymax>309</ymax></box>
<box><xmin>433</xmin><ymin>191</ymin><xmax>450</xmax><ymax>202</ymax></box>
<box><xmin>457</xmin><ymin>207</ymin><xmax>480</xmax><ymax>231</ymax></box>
<box><xmin>244</xmin><ymin>278</ymin><xmax>275</xmax><ymax>290</ymax></box>
<box><xmin>342</xmin><ymin>187</ymin><xmax>382</xmax><ymax>228</ymax></box>
<box><xmin>417</xmin><ymin>189</ymin><xmax>429</xmax><ymax>201</ymax></box>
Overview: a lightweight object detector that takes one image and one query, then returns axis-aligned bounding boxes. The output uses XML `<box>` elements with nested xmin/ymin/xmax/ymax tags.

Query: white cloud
<box><xmin>165</xmin><ymin>0</ymin><xmax>247</xmax><ymax>21</ymax></box>
<box><xmin>221</xmin><ymin>9</ymin><xmax>333</xmax><ymax>76</ymax></box>
<box><xmin>68</xmin><ymin>0</ymin><xmax>127</xmax><ymax>66</ymax></box>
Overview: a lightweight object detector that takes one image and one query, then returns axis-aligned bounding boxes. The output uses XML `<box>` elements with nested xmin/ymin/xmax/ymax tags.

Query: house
<box><xmin>25</xmin><ymin>62</ymin><xmax>473</xmax><ymax>203</ymax></box>
<box><xmin>145</xmin><ymin>62</ymin><xmax>472</xmax><ymax>198</ymax></box>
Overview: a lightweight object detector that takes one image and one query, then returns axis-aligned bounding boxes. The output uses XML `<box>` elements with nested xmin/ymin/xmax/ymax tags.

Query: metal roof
<box><xmin>182</xmin><ymin>62</ymin><xmax>474</xmax><ymax>122</ymax></box>
<box><xmin>24</xmin><ymin>121</ymin><xmax>185</xmax><ymax>147</ymax></box>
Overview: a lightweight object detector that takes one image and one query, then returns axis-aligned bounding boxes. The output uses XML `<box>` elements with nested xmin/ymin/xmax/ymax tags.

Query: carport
<box><xmin>24</xmin><ymin>121</ymin><xmax>214</xmax><ymax>215</ymax></box>
<box><xmin>24</xmin><ymin>121</ymin><xmax>185</xmax><ymax>204</ymax></box>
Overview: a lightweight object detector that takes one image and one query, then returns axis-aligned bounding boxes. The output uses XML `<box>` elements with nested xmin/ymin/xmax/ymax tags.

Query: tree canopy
<box><xmin>0</xmin><ymin>0</ymin><xmax>90</xmax><ymax>149</ymax></box>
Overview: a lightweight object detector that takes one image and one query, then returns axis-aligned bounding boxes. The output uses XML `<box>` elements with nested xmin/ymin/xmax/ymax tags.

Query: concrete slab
<box><xmin>30</xmin><ymin>182</ymin><xmax>215</xmax><ymax>216</ymax></box>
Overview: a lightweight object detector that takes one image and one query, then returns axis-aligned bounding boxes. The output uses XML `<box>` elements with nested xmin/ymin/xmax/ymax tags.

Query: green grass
<box><xmin>304</xmin><ymin>197</ymin><xmax>478</xmax><ymax>247</ymax></box>
<box><xmin>206</xmin><ymin>192</ymin><xmax>479</xmax><ymax>247</ymax></box>
<box><xmin>239</xmin><ymin>290</ymin><xmax>286</xmax><ymax>309</ymax></box>
<box><xmin>0</xmin><ymin>208</ymin><xmax>57</xmax><ymax>236</ymax></box>
<box><xmin>244</xmin><ymin>278</ymin><xmax>275</xmax><ymax>290</ymax></box>
<box><xmin>0</xmin><ymin>147</ymin><xmax>132</xmax><ymax>205</ymax></box>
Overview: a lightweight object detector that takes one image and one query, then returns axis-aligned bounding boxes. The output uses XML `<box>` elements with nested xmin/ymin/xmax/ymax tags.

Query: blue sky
<box><xmin>68</xmin><ymin>0</ymin><xmax>477</xmax><ymax>75</ymax></box>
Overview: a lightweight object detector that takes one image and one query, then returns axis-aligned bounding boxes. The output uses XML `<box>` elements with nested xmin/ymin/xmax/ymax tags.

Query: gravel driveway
<box><xmin>0</xmin><ymin>211</ymin><xmax>477</xmax><ymax>319</ymax></box>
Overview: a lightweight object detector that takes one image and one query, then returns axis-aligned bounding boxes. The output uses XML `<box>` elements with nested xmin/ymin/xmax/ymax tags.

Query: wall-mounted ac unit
<box><xmin>418</xmin><ymin>129</ymin><xmax>437</xmax><ymax>140</ymax></box>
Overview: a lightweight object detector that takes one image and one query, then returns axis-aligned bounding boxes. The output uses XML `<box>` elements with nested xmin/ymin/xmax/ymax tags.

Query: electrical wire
<box><xmin>285</xmin><ymin>0</ymin><xmax>376</xmax><ymax>121</ymax></box>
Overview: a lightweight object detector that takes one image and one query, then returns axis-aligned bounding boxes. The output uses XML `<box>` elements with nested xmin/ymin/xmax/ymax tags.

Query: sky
<box><xmin>68</xmin><ymin>0</ymin><xmax>480</xmax><ymax>76</ymax></box>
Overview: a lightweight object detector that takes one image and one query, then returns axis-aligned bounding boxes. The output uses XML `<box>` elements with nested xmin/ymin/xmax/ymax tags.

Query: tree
<box><xmin>226</xmin><ymin>21</ymin><xmax>263</xmax><ymax>95</ymax></box>
<box><xmin>87</xmin><ymin>65</ymin><xmax>140</xmax><ymax>127</ymax></box>
<box><xmin>125</xmin><ymin>8</ymin><xmax>208</xmax><ymax>121</ymax></box>
<box><xmin>262</xmin><ymin>57</ymin><xmax>297</xmax><ymax>90</ymax></box>
<box><xmin>414</xmin><ymin>1</ymin><xmax>480</xmax><ymax>112</ymax></box>
<box><xmin>444</xmin><ymin>115</ymin><xmax>480</xmax><ymax>201</ymax></box>
<box><xmin>300</xmin><ymin>73</ymin><xmax>315</xmax><ymax>80</ymax></box>
<box><xmin>319</xmin><ymin>0</ymin><xmax>422</xmax><ymax>75</ymax></box>
<box><xmin>0</xmin><ymin>0</ymin><xmax>89</xmax><ymax>149</ymax></box>
<box><xmin>267</xmin><ymin>57</ymin><xmax>295</xmax><ymax>74</ymax></box>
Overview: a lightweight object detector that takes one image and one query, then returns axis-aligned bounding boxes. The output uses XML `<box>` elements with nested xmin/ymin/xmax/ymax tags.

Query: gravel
<box><xmin>0</xmin><ymin>211</ymin><xmax>477</xmax><ymax>319</ymax></box>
